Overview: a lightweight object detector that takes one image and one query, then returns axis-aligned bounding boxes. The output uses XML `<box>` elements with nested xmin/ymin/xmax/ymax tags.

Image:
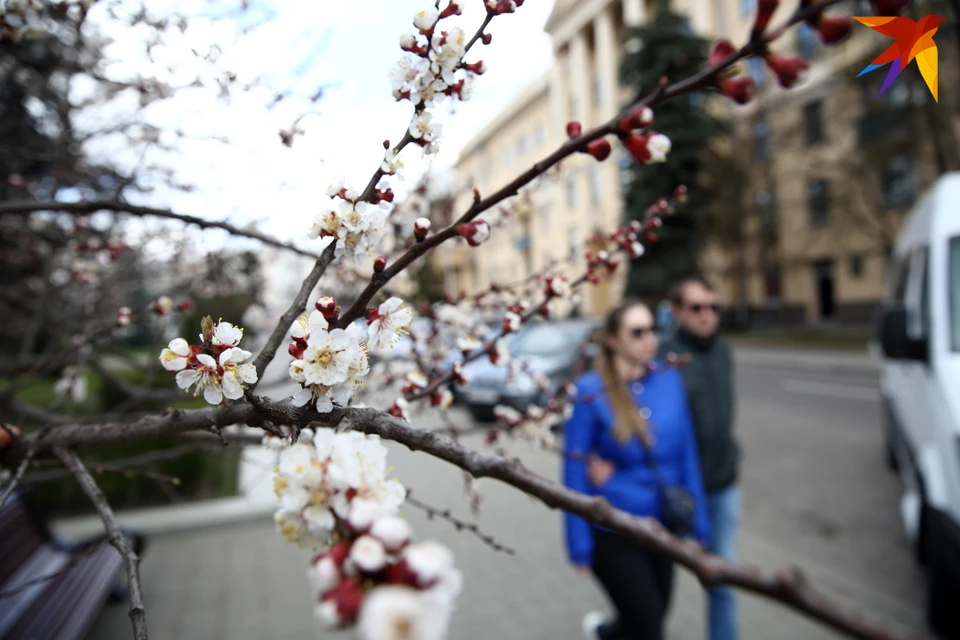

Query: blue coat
<box><xmin>562</xmin><ymin>365</ymin><xmax>711</xmax><ymax>566</ymax></box>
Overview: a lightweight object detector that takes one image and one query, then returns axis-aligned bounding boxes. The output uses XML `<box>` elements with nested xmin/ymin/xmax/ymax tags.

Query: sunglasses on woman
<box><xmin>686</xmin><ymin>303</ymin><xmax>720</xmax><ymax>314</ymax></box>
<box><xmin>628</xmin><ymin>325</ymin><xmax>658</xmax><ymax>339</ymax></box>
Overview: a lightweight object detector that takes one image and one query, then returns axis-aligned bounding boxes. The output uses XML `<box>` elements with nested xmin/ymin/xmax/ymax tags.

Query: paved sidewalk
<box><xmin>88</xmin><ymin>416</ymin><xmax>929</xmax><ymax>640</ymax></box>
<box><xmin>733</xmin><ymin>347</ymin><xmax>880</xmax><ymax>374</ymax></box>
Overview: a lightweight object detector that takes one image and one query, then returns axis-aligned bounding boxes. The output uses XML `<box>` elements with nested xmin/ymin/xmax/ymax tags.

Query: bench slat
<box><xmin>0</xmin><ymin>546</ymin><xmax>71</xmax><ymax>638</ymax></box>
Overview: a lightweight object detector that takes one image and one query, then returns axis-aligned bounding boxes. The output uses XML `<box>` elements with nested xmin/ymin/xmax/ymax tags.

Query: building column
<box><xmin>622</xmin><ymin>0</ymin><xmax>645</xmax><ymax>26</ymax></box>
<box><xmin>593</xmin><ymin>7</ymin><xmax>618</xmax><ymax>123</ymax></box>
<box><xmin>548</xmin><ymin>61</ymin><xmax>568</xmax><ymax>149</ymax></box>
<box><xmin>568</xmin><ymin>30</ymin><xmax>589</xmax><ymax>125</ymax></box>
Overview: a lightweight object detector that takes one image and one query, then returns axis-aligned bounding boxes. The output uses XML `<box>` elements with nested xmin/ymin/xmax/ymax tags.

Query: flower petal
<box><xmin>196</xmin><ymin>353</ymin><xmax>217</xmax><ymax>369</ymax></box>
<box><xmin>203</xmin><ymin>384</ymin><xmax>223</xmax><ymax>405</ymax></box>
<box><xmin>168</xmin><ymin>338</ymin><xmax>190</xmax><ymax>356</ymax></box>
<box><xmin>175</xmin><ymin>369</ymin><xmax>200</xmax><ymax>390</ymax></box>
<box><xmin>222</xmin><ymin>371</ymin><xmax>243</xmax><ymax>400</ymax></box>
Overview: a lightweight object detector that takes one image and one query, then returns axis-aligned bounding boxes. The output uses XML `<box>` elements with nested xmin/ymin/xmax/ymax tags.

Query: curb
<box><xmin>733</xmin><ymin>347</ymin><xmax>881</xmax><ymax>375</ymax></box>
<box><xmin>51</xmin><ymin>495</ymin><xmax>277</xmax><ymax>542</ymax></box>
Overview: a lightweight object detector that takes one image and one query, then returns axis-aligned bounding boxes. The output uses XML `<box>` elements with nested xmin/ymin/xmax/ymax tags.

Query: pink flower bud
<box><xmin>752</xmin><ymin>0</ymin><xmax>778</xmax><ymax>34</ymax></box>
<box><xmin>452</xmin><ymin>362</ymin><xmax>468</xmax><ymax>386</ymax></box>
<box><xmin>622</xmin><ymin>133</ymin><xmax>651</xmax><ymax>164</ymax></box>
<box><xmin>399</xmin><ymin>34</ymin><xmax>418</xmax><ymax>52</ymax></box>
<box><xmin>374</xmin><ymin>256</ymin><xmax>387</xmax><ymax>272</ymax></box>
<box><xmin>503</xmin><ymin>312</ymin><xmax>521</xmax><ymax>333</ymax></box>
<box><xmin>764</xmin><ymin>54</ymin><xmax>808</xmax><ymax>88</ymax></box>
<box><xmin>389</xmin><ymin>398</ymin><xmax>410</xmax><ymax>421</ymax></box>
<box><xmin>708</xmin><ymin>39</ymin><xmax>737</xmax><ymax>67</ymax></box>
<box><xmin>720</xmin><ymin>77</ymin><xmax>755</xmax><ymax>104</ymax></box>
<box><xmin>440</xmin><ymin>0</ymin><xmax>463</xmax><ymax>18</ymax></box>
<box><xmin>566</xmin><ymin>121</ymin><xmax>582</xmax><ymax>138</ymax></box>
<box><xmin>177</xmin><ymin>299</ymin><xmax>194</xmax><ymax>312</ymax></box>
<box><xmin>384</xmin><ymin>559</ymin><xmax>419</xmax><ymax>587</ymax></box>
<box><xmin>463</xmin><ymin>60</ymin><xmax>486</xmax><ymax>75</ymax></box>
<box><xmin>815</xmin><ymin>15</ymin><xmax>852</xmax><ymax>44</ymax></box>
<box><xmin>152</xmin><ymin>296</ymin><xmax>173</xmax><ymax>317</ymax></box>
<box><xmin>618</xmin><ymin>105</ymin><xmax>654</xmax><ymax>131</ymax></box>
<box><xmin>315</xmin><ymin>296</ymin><xmax>337</xmax><ymax>318</ymax></box>
<box><xmin>481</xmin><ymin>32</ymin><xmax>492</xmax><ymax>45</ymax></box>
<box><xmin>288</xmin><ymin>339</ymin><xmax>306</xmax><ymax>360</ymax></box>
<box><xmin>586</xmin><ymin>138</ymin><xmax>612</xmax><ymax>161</ymax></box>
<box><xmin>318</xmin><ymin>579</ymin><xmax>365</xmax><ymax>627</ymax></box>
<box><xmin>116</xmin><ymin>308</ymin><xmax>131</xmax><ymax>327</ymax></box>
<box><xmin>414</xmin><ymin>217</ymin><xmax>431</xmax><ymax>241</ymax></box>
<box><xmin>458</xmin><ymin>220</ymin><xmax>490</xmax><ymax>247</ymax></box>
<box><xmin>674</xmin><ymin>185</ymin><xmax>688</xmax><ymax>202</ymax></box>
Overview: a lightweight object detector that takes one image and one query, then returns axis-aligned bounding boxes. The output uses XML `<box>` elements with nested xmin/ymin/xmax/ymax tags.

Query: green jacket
<box><xmin>657</xmin><ymin>328</ymin><xmax>739</xmax><ymax>493</ymax></box>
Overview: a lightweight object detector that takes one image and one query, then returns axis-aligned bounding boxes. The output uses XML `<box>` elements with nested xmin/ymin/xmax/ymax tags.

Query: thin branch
<box><xmin>55</xmin><ymin>448</ymin><xmax>148</xmax><ymax>640</ymax></box>
<box><xmin>404</xmin><ymin>490</ymin><xmax>515</xmax><ymax>555</ymax></box>
<box><xmin>0</xmin><ymin>199</ymin><xmax>318</xmax><ymax>259</ymax></box>
<box><xmin>331</xmin><ymin>0</ymin><xmax>848</xmax><ymax>329</ymax></box>
<box><xmin>249</xmin><ymin>242</ymin><xmax>338</xmax><ymax>386</ymax></box>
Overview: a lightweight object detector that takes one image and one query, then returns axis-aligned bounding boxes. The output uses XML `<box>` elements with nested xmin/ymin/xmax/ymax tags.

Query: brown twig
<box><xmin>55</xmin><ymin>448</ymin><xmax>148</xmax><ymax>640</ymax></box>
<box><xmin>404</xmin><ymin>490</ymin><xmax>514</xmax><ymax>555</ymax></box>
<box><xmin>0</xmin><ymin>199</ymin><xmax>319</xmax><ymax>259</ymax></box>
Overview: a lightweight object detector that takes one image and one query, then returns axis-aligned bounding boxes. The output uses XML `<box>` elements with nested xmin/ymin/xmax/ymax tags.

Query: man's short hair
<box><xmin>669</xmin><ymin>274</ymin><xmax>715</xmax><ymax>306</ymax></box>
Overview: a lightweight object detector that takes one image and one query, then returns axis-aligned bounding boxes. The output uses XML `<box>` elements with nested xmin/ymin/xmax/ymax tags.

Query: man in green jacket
<box><xmin>658</xmin><ymin>274</ymin><xmax>740</xmax><ymax>640</ymax></box>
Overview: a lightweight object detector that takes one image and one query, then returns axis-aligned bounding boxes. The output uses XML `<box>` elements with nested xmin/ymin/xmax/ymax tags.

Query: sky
<box><xmin>80</xmin><ymin>0</ymin><xmax>556</xmax><ymax>252</ymax></box>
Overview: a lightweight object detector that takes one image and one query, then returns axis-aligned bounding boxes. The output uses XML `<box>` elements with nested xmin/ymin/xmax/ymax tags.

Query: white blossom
<box><xmin>159</xmin><ymin>338</ymin><xmax>190</xmax><ymax>371</ymax></box>
<box><xmin>349</xmin><ymin>535</ymin><xmax>388</xmax><ymax>573</ymax></box>
<box><xmin>412</xmin><ymin>6</ymin><xmax>439</xmax><ymax>32</ymax></box>
<box><xmin>647</xmin><ymin>133</ymin><xmax>672</xmax><ymax>163</ymax></box>
<box><xmin>368</xmin><ymin>297</ymin><xmax>414</xmax><ymax>352</ymax></box>
<box><xmin>370</xmin><ymin>516</ymin><xmax>413</xmax><ymax>553</ymax></box>
<box><xmin>54</xmin><ymin>367</ymin><xmax>87</xmax><ymax>404</ymax></box>
<box><xmin>325</xmin><ymin>176</ymin><xmax>346</xmax><ymax>197</ymax></box>
<box><xmin>357</xmin><ymin>586</ymin><xmax>446</xmax><ymax>640</ymax></box>
<box><xmin>211</xmin><ymin>321</ymin><xmax>243</xmax><ymax>347</ymax></box>
<box><xmin>308</xmin><ymin>555</ymin><xmax>341</xmax><ymax>594</ymax></box>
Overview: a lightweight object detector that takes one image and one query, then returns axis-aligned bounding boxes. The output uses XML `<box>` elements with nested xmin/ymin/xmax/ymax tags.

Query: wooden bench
<box><xmin>0</xmin><ymin>490</ymin><xmax>146</xmax><ymax>640</ymax></box>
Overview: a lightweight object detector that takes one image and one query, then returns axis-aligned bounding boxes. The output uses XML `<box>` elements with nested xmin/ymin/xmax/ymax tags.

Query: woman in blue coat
<box><xmin>563</xmin><ymin>300</ymin><xmax>710</xmax><ymax>640</ymax></box>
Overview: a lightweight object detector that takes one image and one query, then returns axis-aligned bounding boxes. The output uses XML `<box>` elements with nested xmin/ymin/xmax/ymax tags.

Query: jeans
<box><xmin>591</xmin><ymin>528</ymin><xmax>674</xmax><ymax>640</ymax></box>
<box><xmin>706</xmin><ymin>485</ymin><xmax>741</xmax><ymax>640</ymax></box>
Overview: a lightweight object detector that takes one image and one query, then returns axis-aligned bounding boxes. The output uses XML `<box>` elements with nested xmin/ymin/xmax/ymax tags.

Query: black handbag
<box><xmin>637</xmin><ymin>431</ymin><xmax>696</xmax><ymax>538</ymax></box>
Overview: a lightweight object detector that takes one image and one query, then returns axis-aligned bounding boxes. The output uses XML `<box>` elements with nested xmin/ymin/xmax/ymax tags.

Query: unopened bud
<box><xmin>315</xmin><ymin>296</ymin><xmax>337</xmax><ymax>318</ymax></box>
<box><xmin>414</xmin><ymin>217</ymin><xmax>431</xmax><ymax>241</ymax></box>
<box><xmin>566</xmin><ymin>121</ymin><xmax>582</xmax><ymax>138</ymax></box>
<box><xmin>586</xmin><ymin>138</ymin><xmax>612</xmax><ymax>161</ymax></box>
<box><xmin>374</xmin><ymin>256</ymin><xmax>387</xmax><ymax>272</ymax></box>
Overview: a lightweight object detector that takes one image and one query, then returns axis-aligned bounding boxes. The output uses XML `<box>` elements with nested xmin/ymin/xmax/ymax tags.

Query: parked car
<box><xmin>875</xmin><ymin>172</ymin><xmax>960</xmax><ymax>638</ymax></box>
<box><xmin>456</xmin><ymin>318</ymin><xmax>599</xmax><ymax>423</ymax></box>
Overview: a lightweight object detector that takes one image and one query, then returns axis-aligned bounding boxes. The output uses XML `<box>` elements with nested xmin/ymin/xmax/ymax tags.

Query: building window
<box><xmin>849</xmin><ymin>254</ymin><xmax>864</xmax><ymax>278</ymax></box>
<box><xmin>533</xmin><ymin>124</ymin><xmax>545</xmax><ymax>147</ymax></box>
<box><xmin>566</xmin><ymin>175</ymin><xmax>576</xmax><ymax>209</ymax></box>
<box><xmin>517</xmin><ymin>135</ymin><xmax>527</xmax><ymax>157</ymax></box>
<box><xmin>591</xmin><ymin>77</ymin><xmax>602</xmax><ymax>106</ymax></box>
<box><xmin>756</xmin><ymin>189</ymin><xmax>777</xmax><ymax>236</ymax></box>
<box><xmin>753</xmin><ymin>121</ymin><xmax>772</xmax><ymax>162</ymax></box>
<box><xmin>617</xmin><ymin>153</ymin><xmax>633</xmax><ymax>195</ymax></box>
<box><xmin>803</xmin><ymin>101</ymin><xmax>823</xmax><ymax>145</ymax></box>
<box><xmin>882</xmin><ymin>155</ymin><xmax>916</xmax><ymax>208</ymax></box>
<box><xmin>747</xmin><ymin>56</ymin><xmax>765</xmax><ymax>88</ymax></box>
<box><xmin>589</xmin><ymin>166</ymin><xmax>601</xmax><ymax>205</ymax></box>
<box><xmin>808</xmin><ymin>178</ymin><xmax>830</xmax><ymax>227</ymax></box>
<box><xmin>796</xmin><ymin>24</ymin><xmax>817</xmax><ymax>60</ymax></box>
<box><xmin>763</xmin><ymin>267</ymin><xmax>782</xmax><ymax>302</ymax></box>
<box><xmin>568</xmin><ymin>229</ymin><xmax>581</xmax><ymax>260</ymax></box>
<box><xmin>741</xmin><ymin>0</ymin><xmax>756</xmax><ymax>17</ymax></box>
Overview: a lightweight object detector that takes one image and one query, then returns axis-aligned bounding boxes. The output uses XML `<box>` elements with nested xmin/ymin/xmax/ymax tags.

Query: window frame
<box><xmin>807</xmin><ymin>178</ymin><xmax>830</xmax><ymax>227</ymax></box>
<box><xmin>803</xmin><ymin>100</ymin><xmax>824</xmax><ymax>145</ymax></box>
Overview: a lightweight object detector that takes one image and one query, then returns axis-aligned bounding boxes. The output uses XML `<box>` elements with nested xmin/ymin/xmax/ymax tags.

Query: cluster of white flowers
<box><xmin>266</xmin><ymin>429</ymin><xmax>462</xmax><ymax>639</ymax></box>
<box><xmin>288</xmin><ymin>309</ymin><xmax>370</xmax><ymax>414</ymax></box>
<box><xmin>390</xmin><ymin>2</ymin><xmax>490</xmax><ymax>157</ymax></box>
<box><xmin>158</xmin><ymin>320</ymin><xmax>258</xmax><ymax>405</ymax></box>
<box><xmin>308</xmin><ymin>177</ymin><xmax>391</xmax><ymax>265</ymax></box>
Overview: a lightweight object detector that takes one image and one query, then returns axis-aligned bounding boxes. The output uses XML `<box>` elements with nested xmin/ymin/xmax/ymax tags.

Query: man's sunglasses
<box><xmin>628</xmin><ymin>325</ymin><xmax>658</xmax><ymax>338</ymax></box>
<box><xmin>686</xmin><ymin>303</ymin><xmax>720</xmax><ymax>314</ymax></box>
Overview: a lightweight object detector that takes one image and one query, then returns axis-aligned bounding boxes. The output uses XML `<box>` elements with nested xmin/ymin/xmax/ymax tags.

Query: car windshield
<box><xmin>509</xmin><ymin>322</ymin><xmax>592</xmax><ymax>357</ymax></box>
<box><xmin>950</xmin><ymin>235</ymin><xmax>960</xmax><ymax>351</ymax></box>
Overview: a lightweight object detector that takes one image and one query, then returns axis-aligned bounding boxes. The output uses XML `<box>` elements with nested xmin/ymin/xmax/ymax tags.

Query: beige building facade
<box><xmin>439</xmin><ymin>0</ymin><xmax>956</xmax><ymax>325</ymax></box>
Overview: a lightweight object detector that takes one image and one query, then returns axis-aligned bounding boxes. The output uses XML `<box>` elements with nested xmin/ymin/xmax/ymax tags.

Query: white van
<box><xmin>876</xmin><ymin>172</ymin><xmax>960</xmax><ymax>638</ymax></box>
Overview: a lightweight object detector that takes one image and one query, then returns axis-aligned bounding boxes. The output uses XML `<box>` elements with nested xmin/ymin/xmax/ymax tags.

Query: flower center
<box><xmin>317</xmin><ymin>350</ymin><xmax>334</xmax><ymax>365</ymax></box>
<box><xmin>393</xmin><ymin>617</ymin><xmax>413</xmax><ymax>639</ymax></box>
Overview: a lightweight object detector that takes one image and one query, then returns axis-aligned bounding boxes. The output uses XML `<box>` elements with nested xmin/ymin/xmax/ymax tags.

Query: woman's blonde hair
<box><xmin>595</xmin><ymin>299</ymin><xmax>652</xmax><ymax>445</ymax></box>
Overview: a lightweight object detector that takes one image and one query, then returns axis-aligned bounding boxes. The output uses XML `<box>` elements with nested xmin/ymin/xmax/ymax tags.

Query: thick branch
<box><xmin>0</xmin><ymin>199</ymin><xmax>318</xmax><ymax>259</ymax></box>
<box><xmin>18</xmin><ymin>400</ymin><xmax>917</xmax><ymax>640</ymax></box>
<box><xmin>55</xmin><ymin>448</ymin><xmax>148</xmax><ymax>640</ymax></box>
